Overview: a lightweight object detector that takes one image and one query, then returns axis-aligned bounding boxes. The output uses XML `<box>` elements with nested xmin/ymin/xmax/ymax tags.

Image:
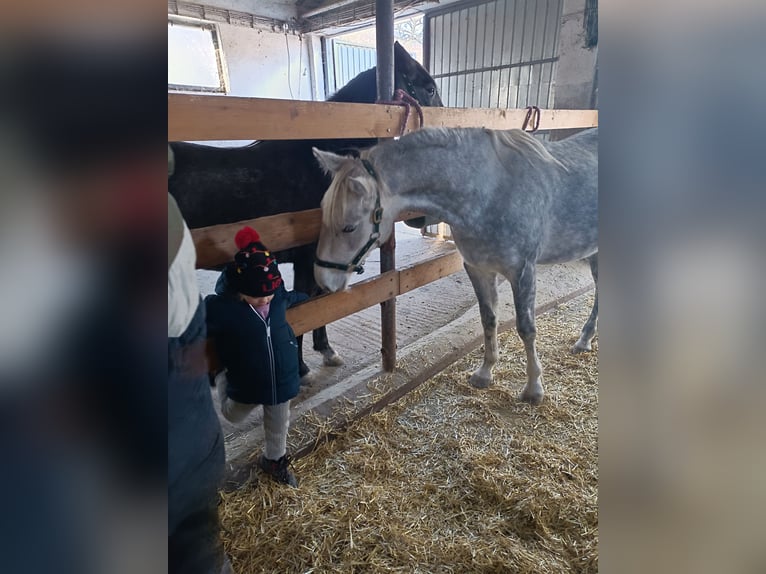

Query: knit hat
<box><xmin>226</xmin><ymin>227</ymin><xmax>282</xmax><ymax>297</ymax></box>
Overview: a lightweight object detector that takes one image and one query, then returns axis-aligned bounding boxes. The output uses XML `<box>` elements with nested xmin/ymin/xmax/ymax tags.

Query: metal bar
<box><xmin>505</xmin><ymin>0</ymin><xmax>518</xmax><ymax>108</ymax></box>
<box><xmin>439</xmin><ymin>14</ymin><xmax>446</xmax><ymax>79</ymax></box>
<box><xmin>547</xmin><ymin>0</ymin><xmax>562</xmax><ymax>108</ymax></box>
<box><xmin>496</xmin><ymin>0</ymin><xmax>508</xmax><ymax>107</ymax></box>
<box><xmin>471</xmin><ymin>4</ymin><xmax>483</xmax><ymax>107</ymax></box>
<box><xmin>525</xmin><ymin>0</ymin><xmax>539</xmax><ymax>105</ymax></box>
<box><xmin>514</xmin><ymin>0</ymin><xmax>528</xmax><ymax>107</ymax></box>
<box><xmin>487</xmin><ymin>0</ymin><xmax>498</xmax><ymax>108</ymax></box>
<box><xmin>477</xmin><ymin>2</ymin><xmax>488</xmax><ymax>106</ymax></box>
<box><xmin>423</xmin><ymin>12</ymin><xmax>431</xmax><ymax>71</ymax></box>
<box><xmin>375</xmin><ymin>0</ymin><xmax>397</xmax><ymax>372</ymax></box>
<box><xmin>446</xmin><ymin>13</ymin><xmax>452</xmax><ymax>103</ymax></box>
<box><xmin>431</xmin><ymin>55</ymin><xmax>558</xmax><ymax>79</ymax></box>
<box><xmin>535</xmin><ymin>0</ymin><xmax>551</xmax><ymax>107</ymax></box>
<box><xmin>443</xmin><ymin>13</ymin><xmax>449</xmax><ymax>82</ymax></box>
<box><xmin>320</xmin><ymin>37</ymin><xmax>330</xmax><ymax>96</ymax></box>
<box><xmin>455</xmin><ymin>7</ymin><xmax>462</xmax><ymax>107</ymax></box>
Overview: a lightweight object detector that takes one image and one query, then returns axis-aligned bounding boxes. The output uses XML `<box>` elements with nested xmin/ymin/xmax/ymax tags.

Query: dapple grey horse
<box><xmin>311</xmin><ymin>127</ymin><xmax>597</xmax><ymax>405</ymax></box>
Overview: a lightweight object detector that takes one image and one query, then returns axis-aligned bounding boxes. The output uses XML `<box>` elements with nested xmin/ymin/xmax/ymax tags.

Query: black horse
<box><xmin>169</xmin><ymin>42</ymin><xmax>443</xmax><ymax>379</ymax></box>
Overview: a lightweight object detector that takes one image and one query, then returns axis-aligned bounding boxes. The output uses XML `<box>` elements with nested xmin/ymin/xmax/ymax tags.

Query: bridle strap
<box><xmin>315</xmin><ymin>159</ymin><xmax>383</xmax><ymax>275</ymax></box>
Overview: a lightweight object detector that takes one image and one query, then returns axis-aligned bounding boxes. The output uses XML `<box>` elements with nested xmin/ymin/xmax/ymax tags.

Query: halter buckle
<box><xmin>371</xmin><ymin>207</ymin><xmax>383</xmax><ymax>225</ymax></box>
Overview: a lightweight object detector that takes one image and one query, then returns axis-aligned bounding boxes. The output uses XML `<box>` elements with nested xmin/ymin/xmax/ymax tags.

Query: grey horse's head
<box><xmin>311</xmin><ymin>148</ymin><xmax>396</xmax><ymax>293</ymax></box>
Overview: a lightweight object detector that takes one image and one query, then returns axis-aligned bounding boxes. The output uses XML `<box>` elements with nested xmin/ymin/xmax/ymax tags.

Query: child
<box><xmin>205</xmin><ymin>226</ymin><xmax>308</xmax><ymax>487</ymax></box>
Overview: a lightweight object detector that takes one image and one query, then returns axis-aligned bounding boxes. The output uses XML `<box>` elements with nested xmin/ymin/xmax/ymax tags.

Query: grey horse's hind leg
<box><xmin>507</xmin><ymin>260</ymin><xmax>544</xmax><ymax>405</ymax></box>
<box><xmin>464</xmin><ymin>263</ymin><xmax>499</xmax><ymax>389</ymax></box>
<box><xmin>572</xmin><ymin>253</ymin><xmax>598</xmax><ymax>353</ymax></box>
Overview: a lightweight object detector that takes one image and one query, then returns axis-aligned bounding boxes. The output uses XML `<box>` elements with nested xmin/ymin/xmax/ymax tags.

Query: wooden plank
<box><xmin>286</xmin><ymin>251</ymin><xmax>464</xmax><ymax>336</ymax></box>
<box><xmin>169</xmin><ymin>94</ymin><xmax>417</xmax><ymax>141</ymax></box>
<box><xmin>192</xmin><ymin>209</ymin><xmax>322</xmax><ymax>269</ymax></box>
<box><xmin>422</xmin><ymin>107</ymin><xmax>598</xmax><ymax>132</ymax></box>
<box><xmin>192</xmin><ymin>209</ymin><xmax>429</xmax><ymax>269</ymax></box>
<box><xmin>399</xmin><ymin>250</ymin><xmax>464</xmax><ymax>293</ymax></box>
<box><xmin>286</xmin><ymin>271</ymin><xmax>400</xmax><ymax>336</ymax></box>
<box><xmin>379</xmin><ymin>235</ymin><xmax>397</xmax><ymax>372</ymax></box>
<box><xmin>169</xmin><ymin>93</ymin><xmax>598</xmax><ymax>141</ymax></box>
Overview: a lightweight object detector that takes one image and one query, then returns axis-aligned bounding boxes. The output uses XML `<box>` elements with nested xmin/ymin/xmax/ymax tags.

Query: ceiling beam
<box><xmin>300</xmin><ymin>0</ymin><xmax>365</xmax><ymax>19</ymax></box>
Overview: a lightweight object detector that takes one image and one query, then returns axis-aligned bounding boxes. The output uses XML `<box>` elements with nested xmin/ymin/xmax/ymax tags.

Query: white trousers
<box><xmin>215</xmin><ymin>372</ymin><xmax>290</xmax><ymax>461</ymax></box>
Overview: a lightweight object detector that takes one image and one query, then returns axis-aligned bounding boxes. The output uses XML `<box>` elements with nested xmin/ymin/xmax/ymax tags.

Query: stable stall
<box><xmin>169</xmin><ymin>1</ymin><xmax>598</xmax><ymax>570</ymax></box>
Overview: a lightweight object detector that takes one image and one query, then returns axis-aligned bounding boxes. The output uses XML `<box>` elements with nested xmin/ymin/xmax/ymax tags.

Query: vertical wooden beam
<box><xmin>380</xmin><ymin>235</ymin><xmax>397</xmax><ymax>371</ymax></box>
<box><xmin>376</xmin><ymin>0</ymin><xmax>397</xmax><ymax>372</ymax></box>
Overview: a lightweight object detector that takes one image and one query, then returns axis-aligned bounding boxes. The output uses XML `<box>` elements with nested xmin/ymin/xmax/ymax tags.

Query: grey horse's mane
<box><xmin>321</xmin><ymin>160</ymin><xmax>378</xmax><ymax>230</ymax></box>
<box><xmin>488</xmin><ymin>129</ymin><xmax>564</xmax><ymax>168</ymax></box>
<box><xmin>397</xmin><ymin>126</ymin><xmax>565</xmax><ymax>169</ymax></box>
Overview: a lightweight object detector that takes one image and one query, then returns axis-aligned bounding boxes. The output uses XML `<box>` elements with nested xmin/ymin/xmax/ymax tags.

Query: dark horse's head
<box><xmin>328</xmin><ymin>41</ymin><xmax>443</xmax><ymax>107</ymax></box>
<box><xmin>391</xmin><ymin>41</ymin><xmax>443</xmax><ymax>107</ymax></box>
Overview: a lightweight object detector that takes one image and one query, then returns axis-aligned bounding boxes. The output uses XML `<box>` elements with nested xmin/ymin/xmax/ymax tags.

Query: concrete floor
<box><xmin>197</xmin><ymin>223</ymin><xmax>596</xmax><ymax>475</ymax></box>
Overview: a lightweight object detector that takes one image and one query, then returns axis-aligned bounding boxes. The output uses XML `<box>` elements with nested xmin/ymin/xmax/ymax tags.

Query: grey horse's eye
<box><xmin>342</xmin><ymin>225</ymin><xmax>357</xmax><ymax>233</ymax></box>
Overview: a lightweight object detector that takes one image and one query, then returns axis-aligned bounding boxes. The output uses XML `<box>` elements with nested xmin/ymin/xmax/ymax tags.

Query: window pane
<box><xmin>168</xmin><ymin>23</ymin><xmax>221</xmax><ymax>89</ymax></box>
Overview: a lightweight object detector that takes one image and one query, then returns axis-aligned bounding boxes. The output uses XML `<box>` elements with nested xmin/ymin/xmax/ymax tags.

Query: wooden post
<box><xmin>376</xmin><ymin>0</ymin><xmax>397</xmax><ymax>372</ymax></box>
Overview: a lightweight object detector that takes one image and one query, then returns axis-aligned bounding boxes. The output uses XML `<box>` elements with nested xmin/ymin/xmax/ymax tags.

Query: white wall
<box><xmin>218</xmin><ymin>24</ymin><xmax>313</xmax><ymax>101</ymax></box>
<box><xmin>173</xmin><ymin>21</ymin><xmax>323</xmax><ymax>145</ymax></box>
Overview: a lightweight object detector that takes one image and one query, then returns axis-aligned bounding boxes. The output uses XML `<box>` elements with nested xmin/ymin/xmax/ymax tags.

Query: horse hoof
<box><xmin>322</xmin><ymin>351</ymin><xmax>344</xmax><ymax>367</ymax></box>
<box><xmin>300</xmin><ymin>371</ymin><xmax>317</xmax><ymax>386</ymax></box>
<box><xmin>520</xmin><ymin>386</ymin><xmax>544</xmax><ymax>405</ymax></box>
<box><xmin>571</xmin><ymin>341</ymin><xmax>592</xmax><ymax>354</ymax></box>
<box><xmin>469</xmin><ymin>372</ymin><xmax>492</xmax><ymax>389</ymax></box>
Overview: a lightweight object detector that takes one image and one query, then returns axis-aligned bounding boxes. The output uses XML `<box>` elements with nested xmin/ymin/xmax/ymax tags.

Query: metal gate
<box><xmin>425</xmin><ymin>0</ymin><xmax>562</xmax><ymax>109</ymax></box>
<box><xmin>422</xmin><ymin>0</ymin><xmax>562</xmax><ymax>239</ymax></box>
<box><xmin>326</xmin><ymin>40</ymin><xmax>377</xmax><ymax>94</ymax></box>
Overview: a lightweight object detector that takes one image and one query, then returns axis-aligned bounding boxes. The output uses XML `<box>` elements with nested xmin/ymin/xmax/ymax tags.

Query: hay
<box><xmin>221</xmin><ymin>294</ymin><xmax>598</xmax><ymax>573</ymax></box>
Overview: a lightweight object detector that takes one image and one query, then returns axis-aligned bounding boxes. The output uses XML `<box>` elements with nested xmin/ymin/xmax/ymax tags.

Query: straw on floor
<box><xmin>221</xmin><ymin>293</ymin><xmax>598</xmax><ymax>573</ymax></box>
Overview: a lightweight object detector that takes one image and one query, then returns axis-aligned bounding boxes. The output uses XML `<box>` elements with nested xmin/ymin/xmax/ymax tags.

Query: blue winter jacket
<box><xmin>204</xmin><ymin>270</ymin><xmax>308</xmax><ymax>405</ymax></box>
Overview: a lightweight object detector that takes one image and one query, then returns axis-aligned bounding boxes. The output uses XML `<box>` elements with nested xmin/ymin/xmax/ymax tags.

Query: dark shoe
<box><xmin>259</xmin><ymin>454</ymin><xmax>298</xmax><ymax>487</ymax></box>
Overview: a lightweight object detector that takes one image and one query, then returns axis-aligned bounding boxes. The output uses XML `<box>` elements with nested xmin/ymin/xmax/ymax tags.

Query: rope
<box><xmin>377</xmin><ymin>89</ymin><xmax>424</xmax><ymax>136</ymax></box>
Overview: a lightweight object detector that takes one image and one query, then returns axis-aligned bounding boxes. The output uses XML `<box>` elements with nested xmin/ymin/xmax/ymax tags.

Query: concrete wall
<box><xmin>555</xmin><ymin>0</ymin><xmax>598</xmax><ymax>108</ymax></box>
<box><xmin>217</xmin><ymin>23</ymin><xmax>314</xmax><ymax>101</ymax></box>
<box><xmin>174</xmin><ymin>21</ymin><xmax>322</xmax><ymax>145</ymax></box>
<box><xmin>552</xmin><ymin>0</ymin><xmax>598</xmax><ymax>137</ymax></box>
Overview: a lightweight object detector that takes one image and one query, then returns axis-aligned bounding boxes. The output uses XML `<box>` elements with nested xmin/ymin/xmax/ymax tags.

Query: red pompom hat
<box><xmin>226</xmin><ymin>226</ymin><xmax>283</xmax><ymax>296</ymax></box>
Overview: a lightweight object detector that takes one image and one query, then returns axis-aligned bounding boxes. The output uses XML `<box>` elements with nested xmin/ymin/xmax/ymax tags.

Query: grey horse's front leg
<box><xmin>572</xmin><ymin>253</ymin><xmax>598</xmax><ymax>353</ymax></box>
<box><xmin>464</xmin><ymin>263</ymin><xmax>499</xmax><ymax>389</ymax></box>
<box><xmin>507</xmin><ymin>260</ymin><xmax>544</xmax><ymax>405</ymax></box>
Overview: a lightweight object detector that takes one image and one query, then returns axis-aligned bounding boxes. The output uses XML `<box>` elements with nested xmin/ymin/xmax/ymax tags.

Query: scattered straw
<box><xmin>221</xmin><ymin>295</ymin><xmax>598</xmax><ymax>573</ymax></box>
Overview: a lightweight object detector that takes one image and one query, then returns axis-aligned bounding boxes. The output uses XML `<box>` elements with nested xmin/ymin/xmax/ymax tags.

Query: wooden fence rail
<box><xmin>192</xmin><ymin>209</ymin><xmax>425</xmax><ymax>269</ymax></box>
<box><xmin>286</xmin><ymin>249</ymin><xmax>464</xmax><ymax>336</ymax></box>
<box><xmin>169</xmin><ymin>94</ymin><xmax>598</xmax><ymax>141</ymax></box>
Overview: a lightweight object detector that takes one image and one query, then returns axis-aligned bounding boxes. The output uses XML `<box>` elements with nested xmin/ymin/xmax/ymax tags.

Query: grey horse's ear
<box><xmin>313</xmin><ymin>147</ymin><xmax>348</xmax><ymax>175</ymax></box>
